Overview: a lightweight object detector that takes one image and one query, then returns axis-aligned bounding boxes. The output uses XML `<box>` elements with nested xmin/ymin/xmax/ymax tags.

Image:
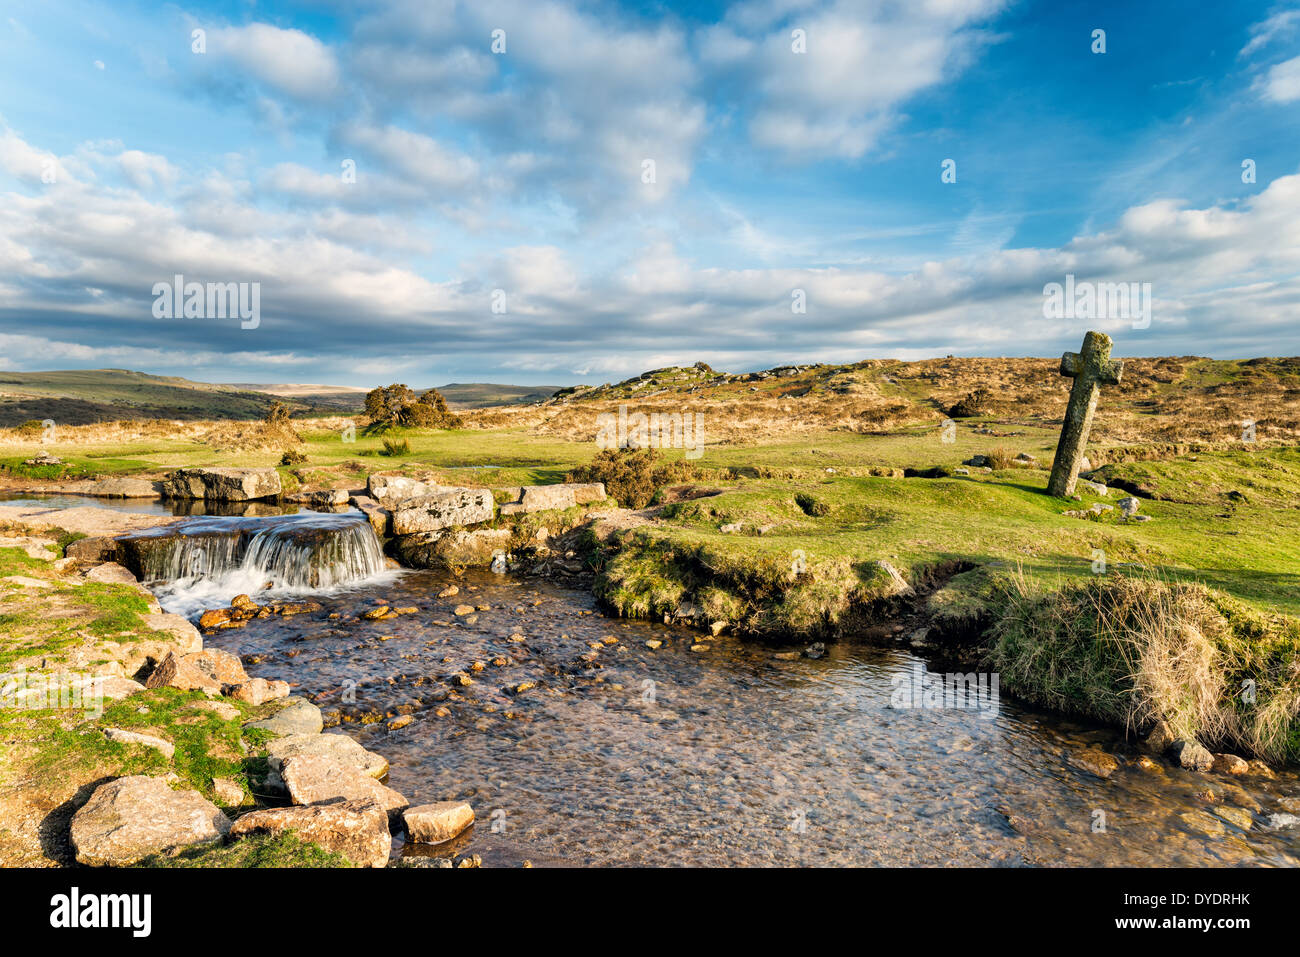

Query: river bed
<box><xmin>185</xmin><ymin>567</ymin><xmax>1300</xmax><ymax>867</ymax></box>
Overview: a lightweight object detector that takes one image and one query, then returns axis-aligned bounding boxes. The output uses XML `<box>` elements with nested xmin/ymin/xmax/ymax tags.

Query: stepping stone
<box><xmin>403</xmin><ymin>802</ymin><xmax>474</xmax><ymax>844</ymax></box>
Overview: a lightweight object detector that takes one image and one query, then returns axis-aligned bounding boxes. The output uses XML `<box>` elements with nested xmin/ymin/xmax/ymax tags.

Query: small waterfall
<box><xmin>121</xmin><ymin>512</ymin><xmax>394</xmax><ymax>617</ymax></box>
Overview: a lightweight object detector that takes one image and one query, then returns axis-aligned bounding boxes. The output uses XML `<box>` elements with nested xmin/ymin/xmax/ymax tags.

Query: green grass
<box><xmin>136</xmin><ymin>832</ymin><xmax>353</xmax><ymax>868</ymax></box>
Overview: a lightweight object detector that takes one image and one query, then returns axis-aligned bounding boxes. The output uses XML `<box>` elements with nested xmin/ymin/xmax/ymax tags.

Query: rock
<box><xmin>246</xmin><ymin>697</ymin><xmax>323</xmax><ymax>737</ymax></box>
<box><xmin>504</xmin><ymin>485</ymin><xmax>577</xmax><ymax>514</ymax></box>
<box><xmin>281</xmin><ymin>755</ymin><xmax>409</xmax><ymax>821</ymax></box>
<box><xmin>390</xmin><ymin>487</ymin><xmax>494</xmax><ymax>535</ymax></box>
<box><xmin>161</xmin><ymin>467</ymin><xmax>282</xmax><ymax>501</ymax></box>
<box><xmin>284</xmin><ymin>488</ymin><xmax>350</xmax><ymax>507</ymax></box>
<box><xmin>88</xmin><ymin>478</ymin><xmax>158</xmax><ymax>498</ymax></box>
<box><xmin>1213</xmin><ymin>805</ymin><xmax>1254</xmax><ymax>830</ymax></box>
<box><xmin>141</xmin><ymin>613</ymin><xmax>203</xmax><ymax>654</ymax></box>
<box><xmin>224</xmin><ymin>677</ymin><xmax>289</xmax><ymax>705</ymax></box>
<box><xmin>362</xmin><ymin>606</ymin><xmax>391</xmax><ymax>620</ymax></box>
<box><xmin>184</xmin><ymin>648</ymin><xmax>249</xmax><ymax>685</ymax></box>
<box><xmin>367</xmin><ymin>474</ymin><xmax>436</xmax><ymax>505</ymax></box>
<box><xmin>83</xmin><ymin>562</ymin><xmax>138</xmax><ymax>584</ymax></box>
<box><xmin>719</xmin><ymin>522</ymin><xmax>743</xmax><ymax>534</ymax></box>
<box><xmin>1211</xmin><ymin>753</ymin><xmax>1249</xmax><ymax>776</ymax></box>
<box><xmin>803</xmin><ymin>642</ymin><xmax>826</xmax><ymax>659</ymax></box>
<box><xmin>1014</xmin><ymin>452</ymin><xmax>1036</xmax><ymax>464</ymax></box>
<box><xmin>65</xmin><ymin>536</ymin><xmax>123</xmax><ymax>563</ymax></box>
<box><xmin>1170</xmin><ymin>738</ymin><xmax>1214</xmax><ymax>772</ymax></box>
<box><xmin>349</xmin><ymin>495</ymin><xmax>393</xmax><ymax>536</ymax></box>
<box><xmin>709</xmin><ymin>620</ymin><xmax>728</xmax><ymax>637</ymax></box>
<box><xmin>453</xmin><ymin>604</ymin><xmax>475</xmax><ymax>616</ymax></box>
<box><xmin>392</xmin><ymin>528</ymin><xmax>512</xmax><ymax>569</ymax></box>
<box><xmin>1143</xmin><ymin>719</ymin><xmax>1177</xmax><ymax>753</ymax></box>
<box><xmin>403</xmin><ymin>802</ymin><xmax>474</xmax><ymax>844</ymax></box>
<box><xmin>1080</xmin><ymin>480</ymin><xmax>1109</xmax><ymax>496</ymax></box>
<box><xmin>1118</xmin><ymin>496</ymin><xmax>1140</xmax><ymax>517</ymax></box>
<box><xmin>964</xmin><ymin>455</ymin><xmax>990</xmax><ymax>467</ymax></box>
<box><xmin>212</xmin><ymin>777</ymin><xmax>246</xmax><ymax>806</ymax></box>
<box><xmin>388</xmin><ymin>714</ymin><xmax>413</xmax><ymax>730</ymax></box>
<box><xmin>1135</xmin><ymin>755</ymin><xmax>1162</xmax><ymax>772</ymax></box>
<box><xmin>1177</xmin><ymin>809</ymin><xmax>1225</xmax><ymax>838</ymax></box>
<box><xmin>103</xmin><ymin>727</ymin><xmax>175</xmax><ymax>759</ymax></box>
<box><xmin>145</xmin><ymin>651</ymin><xmax>222</xmax><ymax>694</ymax></box>
<box><xmin>70</xmin><ymin>776</ymin><xmax>230</xmax><ymax>866</ymax></box>
<box><xmin>437</xmin><ymin>585</ymin><xmax>459</xmax><ymax>598</ymax></box>
<box><xmin>198</xmin><ymin>608</ymin><xmax>232</xmax><ymax>629</ymax></box>
<box><xmin>1068</xmin><ymin>748</ymin><xmax>1119</xmax><ymax>779</ymax></box>
<box><xmin>266</xmin><ymin>733</ymin><xmax>389</xmax><ymax>779</ymax></box>
<box><xmin>1246</xmin><ymin>760</ymin><xmax>1276</xmax><ymax>779</ymax></box>
<box><xmin>568</xmin><ymin>482</ymin><xmax>606</xmax><ymax>504</ymax></box>
<box><xmin>228</xmin><ymin>799</ymin><xmax>391</xmax><ymax>868</ymax></box>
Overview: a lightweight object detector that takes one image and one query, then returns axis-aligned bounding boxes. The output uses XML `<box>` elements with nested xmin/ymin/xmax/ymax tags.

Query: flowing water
<box><xmin>122</xmin><ymin>513</ymin><xmax>1300</xmax><ymax>867</ymax></box>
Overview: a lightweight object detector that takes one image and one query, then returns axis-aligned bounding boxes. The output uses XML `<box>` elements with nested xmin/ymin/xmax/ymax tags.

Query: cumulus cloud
<box><xmin>207</xmin><ymin>23</ymin><xmax>340</xmax><ymax>101</ymax></box>
<box><xmin>1257</xmin><ymin>55</ymin><xmax>1300</xmax><ymax>103</ymax></box>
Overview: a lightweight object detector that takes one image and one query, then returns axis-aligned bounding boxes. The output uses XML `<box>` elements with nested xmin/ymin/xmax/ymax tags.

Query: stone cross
<box><xmin>1047</xmin><ymin>330</ymin><xmax>1123</xmax><ymax>498</ymax></box>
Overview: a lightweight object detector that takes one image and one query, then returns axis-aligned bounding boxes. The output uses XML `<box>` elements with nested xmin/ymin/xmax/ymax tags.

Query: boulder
<box><xmin>246</xmin><ymin>697</ymin><xmax>323</xmax><ymax>736</ymax></box>
<box><xmin>145</xmin><ymin>651</ymin><xmax>222</xmax><ymax>694</ymax></box>
<box><xmin>520</xmin><ymin>485</ymin><xmax>577</xmax><ymax>512</ymax></box>
<box><xmin>70</xmin><ymin>776</ymin><xmax>230</xmax><ymax>866</ymax></box>
<box><xmin>392</xmin><ymin>528</ymin><xmax>512</xmax><ymax>568</ymax></box>
<box><xmin>1143</xmin><ymin>719</ymin><xmax>1176</xmax><ymax>753</ymax></box>
<box><xmin>349</xmin><ymin>495</ymin><xmax>392</xmax><ymax>536</ymax></box>
<box><xmin>568</xmin><ymin>482</ymin><xmax>607</xmax><ymax>504</ymax></box>
<box><xmin>285</xmin><ymin>488</ymin><xmax>350</xmax><ymax>507</ymax></box>
<box><xmin>367</xmin><ymin>475</ymin><xmax>435</xmax><ymax>505</ymax></box>
<box><xmin>281</xmin><ymin>755</ymin><xmax>408</xmax><ymax>821</ymax></box>
<box><xmin>183</xmin><ymin>648</ymin><xmax>249</xmax><ymax>685</ymax></box>
<box><xmin>1211</xmin><ymin>753</ymin><xmax>1249</xmax><ymax>776</ymax></box>
<box><xmin>103</xmin><ymin>727</ymin><xmax>175</xmax><ymax>760</ymax></box>
<box><xmin>1170</xmin><ymin>738</ymin><xmax>1214</xmax><ymax>772</ymax></box>
<box><xmin>161</xmin><ymin>467</ymin><xmax>281</xmax><ymax>502</ymax></box>
<box><xmin>212</xmin><ymin>777</ymin><xmax>247</xmax><ymax>806</ymax></box>
<box><xmin>88</xmin><ymin>478</ymin><xmax>158</xmax><ymax>498</ymax></box>
<box><xmin>266</xmin><ymin>733</ymin><xmax>389</xmax><ymax>780</ymax></box>
<box><xmin>1118</xmin><ymin>496</ymin><xmax>1140</xmax><ymax>517</ymax></box>
<box><xmin>65</xmin><ymin>537</ymin><xmax>123</xmax><ymax>564</ymax></box>
<box><xmin>390</xmin><ymin>488</ymin><xmax>494</xmax><ymax>535</ymax></box>
<box><xmin>228</xmin><ymin>800</ymin><xmax>391</xmax><ymax>868</ymax></box>
<box><xmin>142</xmin><ymin>613</ymin><xmax>203</xmax><ymax>654</ymax></box>
<box><xmin>224</xmin><ymin>677</ymin><xmax>289</xmax><ymax>705</ymax></box>
<box><xmin>83</xmin><ymin>562</ymin><xmax>138</xmax><ymax>585</ymax></box>
<box><xmin>403</xmin><ymin>802</ymin><xmax>474</xmax><ymax>844</ymax></box>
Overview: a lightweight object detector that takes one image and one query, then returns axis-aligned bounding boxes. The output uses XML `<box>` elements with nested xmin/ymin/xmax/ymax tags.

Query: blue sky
<box><xmin>0</xmin><ymin>0</ymin><xmax>1297</xmax><ymax>387</ymax></box>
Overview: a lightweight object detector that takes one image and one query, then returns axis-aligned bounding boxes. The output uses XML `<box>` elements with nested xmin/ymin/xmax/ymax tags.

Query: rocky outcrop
<box><xmin>392</xmin><ymin>528</ymin><xmax>512</xmax><ymax>568</ymax></box>
<box><xmin>69</xmin><ymin>776</ymin><xmax>230</xmax><ymax>866</ymax></box>
<box><xmin>229</xmin><ymin>800</ymin><xmax>391</xmax><ymax>868</ymax></box>
<box><xmin>402</xmin><ymin>801</ymin><xmax>474</xmax><ymax>845</ymax></box>
<box><xmin>161</xmin><ymin>467</ymin><xmax>282</xmax><ymax>501</ymax></box>
<box><xmin>284</xmin><ymin>488</ymin><xmax>350</xmax><ymax>507</ymax></box>
<box><xmin>390</xmin><ymin>488</ymin><xmax>494</xmax><ymax>535</ymax></box>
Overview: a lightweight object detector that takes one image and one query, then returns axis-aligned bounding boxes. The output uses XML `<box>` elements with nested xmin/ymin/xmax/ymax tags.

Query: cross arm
<box><xmin>1060</xmin><ymin>352</ymin><xmax>1080</xmax><ymax>378</ymax></box>
<box><xmin>1097</xmin><ymin>358</ymin><xmax>1124</xmax><ymax>385</ymax></box>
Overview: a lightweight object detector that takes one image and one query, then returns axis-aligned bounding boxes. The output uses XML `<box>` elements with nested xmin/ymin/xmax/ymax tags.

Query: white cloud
<box><xmin>1257</xmin><ymin>55</ymin><xmax>1300</xmax><ymax>103</ymax></box>
<box><xmin>209</xmin><ymin>23</ymin><xmax>340</xmax><ymax>100</ymax></box>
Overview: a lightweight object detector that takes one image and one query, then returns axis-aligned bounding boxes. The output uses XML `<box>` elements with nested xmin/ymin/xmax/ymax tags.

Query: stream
<box><xmin>15</xmin><ymin>498</ymin><xmax>1300</xmax><ymax>866</ymax></box>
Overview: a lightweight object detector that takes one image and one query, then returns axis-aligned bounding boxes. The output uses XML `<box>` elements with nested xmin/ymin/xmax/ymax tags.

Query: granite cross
<box><xmin>1047</xmin><ymin>331</ymin><xmax>1124</xmax><ymax>498</ymax></box>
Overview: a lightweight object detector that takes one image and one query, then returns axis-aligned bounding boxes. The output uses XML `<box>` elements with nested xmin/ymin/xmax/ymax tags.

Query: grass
<box><xmin>136</xmin><ymin>832</ymin><xmax>352</xmax><ymax>868</ymax></box>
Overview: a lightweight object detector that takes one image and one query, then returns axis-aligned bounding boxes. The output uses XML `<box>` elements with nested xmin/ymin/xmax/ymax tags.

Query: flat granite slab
<box><xmin>0</xmin><ymin>505</ymin><xmax>180</xmax><ymax>537</ymax></box>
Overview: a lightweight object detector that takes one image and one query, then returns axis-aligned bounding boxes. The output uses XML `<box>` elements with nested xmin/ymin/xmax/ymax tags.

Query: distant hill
<box><xmin>0</xmin><ymin>369</ymin><xmax>336</xmax><ymax>426</ymax></box>
<box><xmin>431</xmin><ymin>383</ymin><xmax>565</xmax><ymax>409</ymax></box>
<box><xmin>0</xmin><ymin>370</ymin><xmax>570</xmax><ymax>425</ymax></box>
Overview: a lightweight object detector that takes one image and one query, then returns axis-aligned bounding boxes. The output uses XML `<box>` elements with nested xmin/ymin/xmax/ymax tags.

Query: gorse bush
<box><xmin>947</xmin><ymin>387</ymin><xmax>991</xmax><ymax>418</ymax></box>
<box><xmin>566</xmin><ymin>447</ymin><xmax>696</xmax><ymax>508</ymax></box>
<box><xmin>363</xmin><ymin>385</ymin><xmax>461</xmax><ymax>431</ymax></box>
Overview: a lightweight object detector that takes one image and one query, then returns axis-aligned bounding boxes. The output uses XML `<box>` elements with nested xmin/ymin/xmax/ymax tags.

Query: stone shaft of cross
<box><xmin>1047</xmin><ymin>331</ymin><xmax>1124</xmax><ymax>498</ymax></box>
